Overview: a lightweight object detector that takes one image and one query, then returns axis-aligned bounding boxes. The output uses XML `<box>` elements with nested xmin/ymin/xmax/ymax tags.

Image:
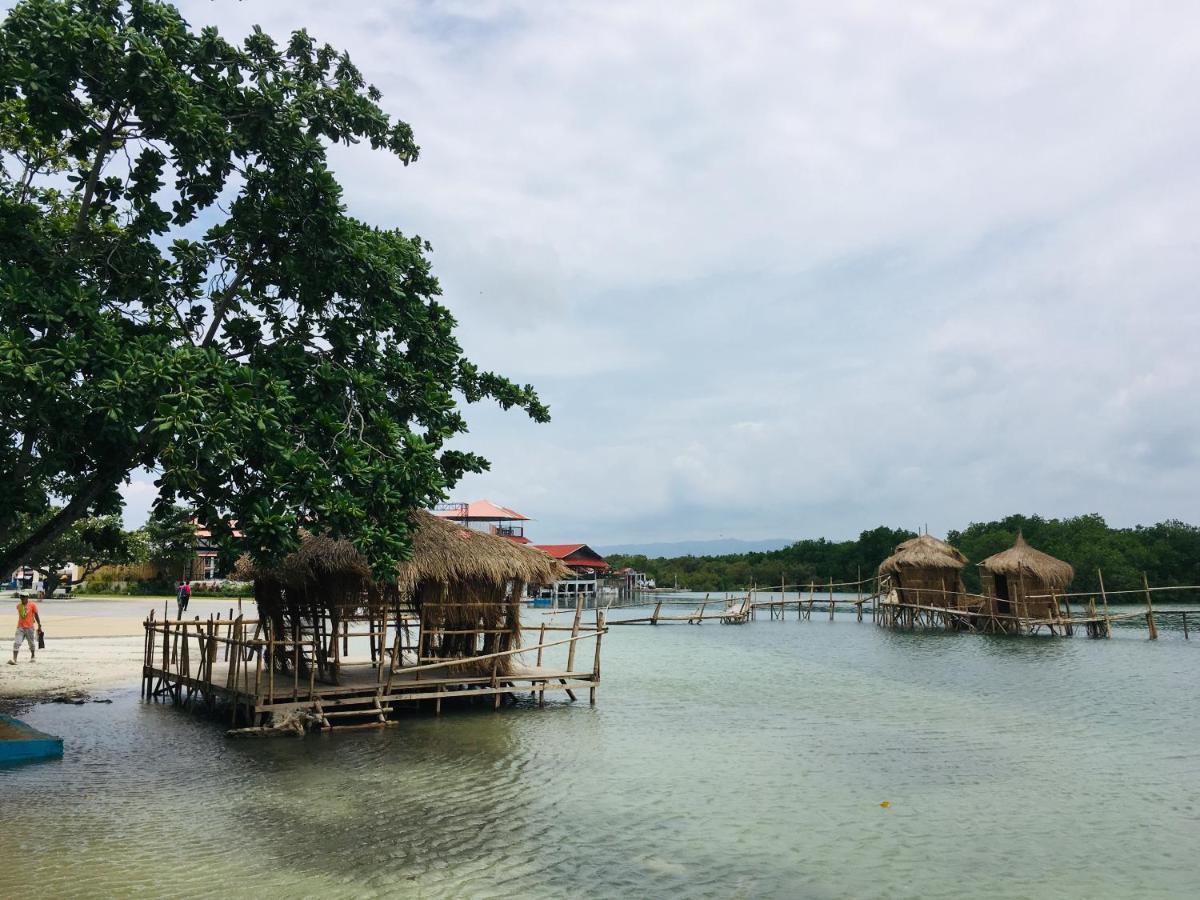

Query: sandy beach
<box><xmin>1</xmin><ymin>597</ymin><xmax>255</xmax><ymax>700</ymax></box>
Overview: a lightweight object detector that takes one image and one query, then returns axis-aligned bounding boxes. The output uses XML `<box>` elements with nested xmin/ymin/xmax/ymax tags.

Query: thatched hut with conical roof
<box><xmin>238</xmin><ymin>510</ymin><xmax>569</xmax><ymax>683</ymax></box>
<box><xmin>878</xmin><ymin>534</ymin><xmax>968</xmax><ymax>609</ymax></box>
<box><xmin>978</xmin><ymin>532</ymin><xmax>1073</xmax><ymax>620</ymax></box>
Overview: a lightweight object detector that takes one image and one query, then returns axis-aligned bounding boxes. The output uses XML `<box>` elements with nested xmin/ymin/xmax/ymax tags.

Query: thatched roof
<box><xmin>878</xmin><ymin>534</ymin><xmax>967</xmax><ymax>576</ymax></box>
<box><xmin>977</xmin><ymin>532</ymin><xmax>1074</xmax><ymax>589</ymax></box>
<box><xmin>396</xmin><ymin>510</ymin><xmax>569</xmax><ymax>591</ymax></box>
<box><xmin>237</xmin><ymin>510</ymin><xmax>570</xmax><ymax>591</ymax></box>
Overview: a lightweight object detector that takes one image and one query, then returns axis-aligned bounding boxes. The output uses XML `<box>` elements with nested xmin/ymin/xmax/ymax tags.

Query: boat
<box><xmin>0</xmin><ymin>715</ymin><xmax>64</xmax><ymax>765</ymax></box>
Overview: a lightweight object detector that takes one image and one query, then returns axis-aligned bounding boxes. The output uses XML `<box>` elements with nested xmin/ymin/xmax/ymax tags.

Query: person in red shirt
<box><xmin>10</xmin><ymin>594</ymin><xmax>41</xmax><ymax>664</ymax></box>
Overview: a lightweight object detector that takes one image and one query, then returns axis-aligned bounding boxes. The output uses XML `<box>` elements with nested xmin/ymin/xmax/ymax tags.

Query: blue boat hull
<box><xmin>0</xmin><ymin>715</ymin><xmax>64</xmax><ymax>765</ymax></box>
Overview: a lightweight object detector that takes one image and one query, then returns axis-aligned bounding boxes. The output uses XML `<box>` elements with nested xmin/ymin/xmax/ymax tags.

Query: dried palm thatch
<box><xmin>236</xmin><ymin>511</ymin><xmax>569</xmax><ymax>678</ymax></box>
<box><xmin>878</xmin><ymin>534</ymin><xmax>967</xmax><ymax>576</ymax></box>
<box><xmin>978</xmin><ymin>532</ymin><xmax>1074</xmax><ymax>589</ymax></box>
<box><xmin>878</xmin><ymin>534</ymin><xmax>968</xmax><ymax>609</ymax></box>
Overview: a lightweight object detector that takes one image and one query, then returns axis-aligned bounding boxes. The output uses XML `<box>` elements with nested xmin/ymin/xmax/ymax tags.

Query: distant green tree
<box><xmin>0</xmin><ymin>0</ymin><xmax>547</xmax><ymax>580</ymax></box>
<box><xmin>143</xmin><ymin>504</ymin><xmax>195</xmax><ymax>580</ymax></box>
<box><xmin>20</xmin><ymin>511</ymin><xmax>142</xmax><ymax>595</ymax></box>
<box><xmin>613</xmin><ymin>516</ymin><xmax>1200</xmax><ymax>597</ymax></box>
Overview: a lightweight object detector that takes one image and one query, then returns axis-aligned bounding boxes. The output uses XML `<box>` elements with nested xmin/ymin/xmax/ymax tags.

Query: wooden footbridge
<box><xmin>606</xmin><ymin>595</ymin><xmax>752</xmax><ymax>625</ymax></box>
<box><xmin>589</xmin><ymin>573</ymin><xmax>1200</xmax><ymax>642</ymax></box>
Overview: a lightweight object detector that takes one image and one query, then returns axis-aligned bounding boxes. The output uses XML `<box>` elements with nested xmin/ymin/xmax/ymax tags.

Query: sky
<box><xmin>119</xmin><ymin>0</ymin><xmax>1200</xmax><ymax>546</ymax></box>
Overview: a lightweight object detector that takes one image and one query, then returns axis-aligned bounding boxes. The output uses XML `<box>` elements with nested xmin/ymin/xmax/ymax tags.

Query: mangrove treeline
<box><xmin>605</xmin><ymin>514</ymin><xmax>1200</xmax><ymax>596</ymax></box>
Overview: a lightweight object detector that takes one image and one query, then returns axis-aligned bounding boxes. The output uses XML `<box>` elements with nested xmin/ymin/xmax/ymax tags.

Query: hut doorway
<box><xmin>994</xmin><ymin>574</ymin><xmax>1012</xmax><ymax>616</ymax></box>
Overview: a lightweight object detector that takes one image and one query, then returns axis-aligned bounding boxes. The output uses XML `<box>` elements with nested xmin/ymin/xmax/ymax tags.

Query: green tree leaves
<box><xmin>0</xmin><ymin>1</ymin><xmax>547</xmax><ymax>579</ymax></box>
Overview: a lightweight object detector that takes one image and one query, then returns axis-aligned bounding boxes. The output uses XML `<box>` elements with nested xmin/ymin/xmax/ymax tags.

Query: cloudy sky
<box><xmin>120</xmin><ymin>0</ymin><xmax>1200</xmax><ymax>546</ymax></box>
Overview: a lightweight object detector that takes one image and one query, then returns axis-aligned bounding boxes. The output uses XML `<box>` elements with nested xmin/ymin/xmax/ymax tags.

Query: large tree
<box><xmin>0</xmin><ymin>0</ymin><xmax>547</xmax><ymax>578</ymax></box>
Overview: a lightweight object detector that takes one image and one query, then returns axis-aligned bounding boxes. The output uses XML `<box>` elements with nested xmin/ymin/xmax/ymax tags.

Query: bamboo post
<box><xmin>857</xmin><ymin>568</ymin><xmax>863</xmax><ymax>622</ymax></box>
<box><xmin>828</xmin><ymin>577</ymin><xmax>834</xmax><ymax>621</ymax></box>
<box><xmin>268</xmin><ymin>627</ymin><xmax>276</xmax><ymax>702</ymax></box>
<box><xmin>1143</xmin><ymin>573</ymin><xmax>1158</xmax><ymax>640</ymax></box>
<box><xmin>177</xmin><ymin>621</ymin><xmax>188</xmax><ymax>703</ymax></box>
<box><xmin>229</xmin><ymin>619</ymin><xmax>242</xmax><ymax>725</ymax></box>
<box><xmin>1183</xmin><ymin>612</ymin><xmax>1190</xmax><ymax>640</ymax></box>
<box><xmin>650</xmin><ymin>599</ymin><xmax>662</xmax><ymax>626</ymax></box>
<box><xmin>169</xmin><ymin>616</ymin><xmax>181</xmax><ymax>668</ymax></box>
<box><xmin>293</xmin><ymin>619</ymin><xmax>301</xmax><ymax>701</ymax></box>
<box><xmin>308</xmin><ymin>639</ymin><xmax>316</xmax><ymax>700</ymax></box>
<box><xmin>536</xmin><ymin>622</ymin><xmax>547</xmax><ymax>707</ymax></box>
<box><xmin>141</xmin><ymin>612</ymin><xmax>151</xmax><ymax>698</ymax></box>
<box><xmin>491</xmin><ymin>652</ymin><xmax>502</xmax><ymax>710</ymax></box>
<box><xmin>383</xmin><ymin>618</ymin><xmax>403</xmax><ymax>698</ymax></box>
<box><xmin>1098</xmin><ymin>569</ymin><xmax>1112</xmax><ymax>637</ymax></box>
<box><xmin>254</xmin><ymin>635</ymin><xmax>263</xmax><ymax>703</ymax></box>
<box><xmin>331</xmin><ymin>613</ymin><xmax>341</xmax><ymax>684</ymax></box>
<box><xmin>566</xmin><ymin>598</ymin><xmax>583</xmax><ymax>672</ymax></box>
<box><xmin>159</xmin><ymin>615</ymin><xmax>169</xmax><ymax>696</ymax></box>
<box><xmin>590</xmin><ymin>611</ymin><xmax>605</xmax><ymax>705</ymax></box>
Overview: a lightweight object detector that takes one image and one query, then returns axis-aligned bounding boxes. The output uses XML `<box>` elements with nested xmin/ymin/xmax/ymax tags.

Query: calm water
<box><xmin>2</xmin><ymin>601</ymin><xmax>1198</xmax><ymax>898</ymax></box>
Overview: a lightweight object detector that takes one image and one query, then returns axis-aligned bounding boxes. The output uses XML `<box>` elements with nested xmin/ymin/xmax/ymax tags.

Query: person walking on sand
<box><xmin>176</xmin><ymin>579</ymin><xmax>191</xmax><ymax>618</ymax></box>
<box><xmin>9</xmin><ymin>594</ymin><xmax>41</xmax><ymax>665</ymax></box>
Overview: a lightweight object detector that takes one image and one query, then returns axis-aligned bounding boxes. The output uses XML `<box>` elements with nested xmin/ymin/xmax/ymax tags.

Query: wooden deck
<box><xmin>143</xmin><ymin>608</ymin><xmax>607</xmax><ymax>729</ymax></box>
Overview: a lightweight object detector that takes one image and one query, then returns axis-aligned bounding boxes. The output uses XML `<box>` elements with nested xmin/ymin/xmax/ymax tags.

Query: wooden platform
<box><xmin>142</xmin><ymin>609</ymin><xmax>607</xmax><ymax>729</ymax></box>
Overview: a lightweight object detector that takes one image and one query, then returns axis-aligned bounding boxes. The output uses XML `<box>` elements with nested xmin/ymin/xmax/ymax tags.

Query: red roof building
<box><xmin>533</xmin><ymin>544</ymin><xmax>609</xmax><ymax>573</ymax></box>
<box><xmin>432</xmin><ymin>500</ymin><xmax>529</xmax><ymax>523</ymax></box>
<box><xmin>433</xmin><ymin>500</ymin><xmax>530</xmax><ymax>542</ymax></box>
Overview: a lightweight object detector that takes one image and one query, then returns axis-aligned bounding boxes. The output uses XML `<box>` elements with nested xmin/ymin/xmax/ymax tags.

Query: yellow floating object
<box><xmin>879</xmin><ymin>800</ymin><xmax>891</xmax><ymax>808</ymax></box>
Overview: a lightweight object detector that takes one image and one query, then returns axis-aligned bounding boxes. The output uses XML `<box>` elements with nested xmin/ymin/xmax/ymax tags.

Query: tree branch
<box><xmin>201</xmin><ymin>270</ymin><xmax>246</xmax><ymax>346</ymax></box>
<box><xmin>68</xmin><ymin>109</ymin><xmax>123</xmax><ymax>253</ymax></box>
<box><xmin>0</xmin><ymin>426</ymin><xmax>158</xmax><ymax>576</ymax></box>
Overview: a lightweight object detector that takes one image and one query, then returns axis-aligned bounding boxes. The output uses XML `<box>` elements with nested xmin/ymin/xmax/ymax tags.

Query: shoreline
<box><xmin>1</xmin><ymin>598</ymin><xmax>258</xmax><ymax>702</ymax></box>
<box><xmin>0</xmin><ymin>634</ymin><xmax>145</xmax><ymax>701</ymax></box>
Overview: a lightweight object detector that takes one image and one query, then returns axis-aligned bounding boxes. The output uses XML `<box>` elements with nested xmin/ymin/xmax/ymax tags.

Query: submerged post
<box><xmin>1098</xmin><ymin>569</ymin><xmax>1112</xmax><ymax>637</ymax></box>
<box><xmin>1143</xmin><ymin>573</ymin><xmax>1158</xmax><ymax>640</ymax></box>
<box><xmin>566</xmin><ymin>597</ymin><xmax>583</xmax><ymax>671</ymax></box>
<box><xmin>857</xmin><ymin>567</ymin><xmax>863</xmax><ymax>623</ymax></box>
<box><xmin>590</xmin><ymin>610</ymin><xmax>605</xmax><ymax>705</ymax></box>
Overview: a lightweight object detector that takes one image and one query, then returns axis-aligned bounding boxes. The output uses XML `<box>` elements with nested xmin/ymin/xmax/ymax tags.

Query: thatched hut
<box><xmin>878</xmin><ymin>534</ymin><xmax>969</xmax><ymax>608</ymax></box>
<box><xmin>977</xmin><ymin>532</ymin><xmax>1073</xmax><ymax>620</ymax></box>
<box><xmin>238</xmin><ymin>511</ymin><xmax>568</xmax><ymax>683</ymax></box>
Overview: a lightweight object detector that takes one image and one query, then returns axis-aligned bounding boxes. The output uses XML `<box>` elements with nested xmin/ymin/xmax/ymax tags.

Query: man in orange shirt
<box><xmin>9</xmin><ymin>594</ymin><xmax>41</xmax><ymax>665</ymax></box>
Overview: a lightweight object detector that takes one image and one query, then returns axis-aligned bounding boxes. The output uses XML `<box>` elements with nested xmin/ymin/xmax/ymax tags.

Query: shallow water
<box><xmin>3</xmin><ymin>603</ymin><xmax>1198</xmax><ymax>898</ymax></box>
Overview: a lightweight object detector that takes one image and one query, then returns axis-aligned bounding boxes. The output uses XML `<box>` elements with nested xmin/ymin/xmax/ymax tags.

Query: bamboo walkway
<box><xmin>601</xmin><ymin>572</ymin><xmax>1200</xmax><ymax>642</ymax></box>
<box><xmin>606</xmin><ymin>596</ymin><xmax>752</xmax><ymax>625</ymax></box>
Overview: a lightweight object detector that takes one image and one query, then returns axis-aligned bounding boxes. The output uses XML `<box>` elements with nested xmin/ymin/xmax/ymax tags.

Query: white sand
<box><xmin>1</xmin><ymin>598</ymin><xmax>253</xmax><ymax>700</ymax></box>
<box><xmin>1</xmin><ymin>635</ymin><xmax>145</xmax><ymax>699</ymax></box>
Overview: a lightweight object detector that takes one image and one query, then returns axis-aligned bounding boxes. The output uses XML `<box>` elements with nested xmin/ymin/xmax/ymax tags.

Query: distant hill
<box><xmin>595</xmin><ymin>538</ymin><xmax>793</xmax><ymax>558</ymax></box>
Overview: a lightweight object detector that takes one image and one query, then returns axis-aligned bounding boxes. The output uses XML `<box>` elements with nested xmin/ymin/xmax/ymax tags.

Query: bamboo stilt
<box><xmin>1093</xmin><ymin>570</ymin><xmax>1111</xmax><ymax>637</ymax></box>
<box><xmin>1144</xmin><ymin>573</ymin><xmax>1158</xmax><ymax>640</ymax></box>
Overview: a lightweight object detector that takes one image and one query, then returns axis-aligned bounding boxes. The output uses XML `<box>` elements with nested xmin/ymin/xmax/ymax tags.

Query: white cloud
<box><xmin>147</xmin><ymin>1</ymin><xmax>1200</xmax><ymax>543</ymax></box>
